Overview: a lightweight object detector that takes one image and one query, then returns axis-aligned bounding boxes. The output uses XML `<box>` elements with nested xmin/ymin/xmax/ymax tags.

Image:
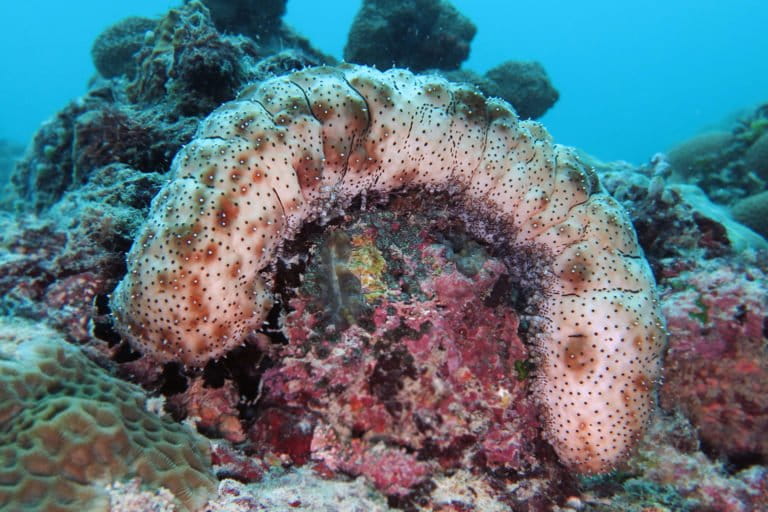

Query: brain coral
<box><xmin>0</xmin><ymin>319</ymin><xmax>216</xmax><ymax>512</ymax></box>
<box><xmin>112</xmin><ymin>64</ymin><xmax>666</xmax><ymax>473</ymax></box>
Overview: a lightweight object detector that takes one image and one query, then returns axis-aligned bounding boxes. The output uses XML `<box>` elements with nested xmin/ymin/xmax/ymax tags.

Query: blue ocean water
<box><xmin>0</xmin><ymin>0</ymin><xmax>766</xmax><ymax>164</ymax></box>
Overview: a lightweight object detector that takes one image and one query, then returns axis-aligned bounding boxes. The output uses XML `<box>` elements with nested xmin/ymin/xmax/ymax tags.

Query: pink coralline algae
<box><xmin>170</xmin><ymin>377</ymin><xmax>246</xmax><ymax>443</ymax></box>
<box><xmin>248</xmin><ymin>203</ymin><xmax>553</xmax><ymax>499</ymax></box>
<box><xmin>660</xmin><ymin>257</ymin><xmax>768</xmax><ymax>462</ymax></box>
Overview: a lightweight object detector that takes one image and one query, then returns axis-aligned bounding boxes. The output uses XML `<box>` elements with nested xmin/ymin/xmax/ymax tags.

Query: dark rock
<box><xmin>441</xmin><ymin>61</ymin><xmax>559</xmax><ymax>120</ymax></box>
<box><xmin>344</xmin><ymin>0</ymin><xmax>476</xmax><ymax>72</ymax></box>
<box><xmin>200</xmin><ymin>0</ymin><xmax>287</xmax><ymax>40</ymax></box>
<box><xmin>91</xmin><ymin>16</ymin><xmax>157</xmax><ymax>78</ymax></box>
<box><xmin>483</xmin><ymin>61</ymin><xmax>559</xmax><ymax>119</ymax></box>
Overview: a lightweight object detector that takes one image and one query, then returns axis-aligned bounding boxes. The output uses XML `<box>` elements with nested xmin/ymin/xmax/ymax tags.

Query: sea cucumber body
<box><xmin>112</xmin><ymin>64</ymin><xmax>666</xmax><ymax>473</ymax></box>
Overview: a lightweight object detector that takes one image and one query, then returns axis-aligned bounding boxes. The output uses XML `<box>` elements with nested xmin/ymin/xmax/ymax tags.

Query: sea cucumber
<box><xmin>112</xmin><ymin>64</ymin><xmax>666</xmax><ymax>473</ymax></box>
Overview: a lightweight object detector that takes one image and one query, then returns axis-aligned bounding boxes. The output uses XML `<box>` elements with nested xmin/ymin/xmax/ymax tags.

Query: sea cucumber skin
<box><xmin>112</xmin><ymin>64</ymin><xmax>666</xmax><ymax>473</ymax></box>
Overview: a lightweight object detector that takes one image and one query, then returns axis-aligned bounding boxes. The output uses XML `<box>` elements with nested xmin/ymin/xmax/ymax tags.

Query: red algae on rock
<box><xmin>248</xmin><ymin>198</ymin><xmax>557</xmax><ymax>501</ymax></box>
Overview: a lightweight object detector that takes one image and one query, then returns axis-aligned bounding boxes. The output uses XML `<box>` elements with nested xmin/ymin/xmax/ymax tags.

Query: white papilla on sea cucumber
<box><xmin>112</xmin><ymin>64</ymin><xmax>667</xmax><ymax>473</ymax></box>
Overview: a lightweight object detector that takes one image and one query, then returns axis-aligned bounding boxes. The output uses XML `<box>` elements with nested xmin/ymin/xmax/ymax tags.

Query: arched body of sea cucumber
<box><xmin>111</xmin><ymin>64</ymin><xmax>666</xmax><ymax>474</ymax></box>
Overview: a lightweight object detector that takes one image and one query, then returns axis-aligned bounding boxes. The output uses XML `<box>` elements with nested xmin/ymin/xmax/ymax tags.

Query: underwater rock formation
<box><xmin>344</xmin><ymin>0</ymin><xmax>476</xmax><ymax>71</ymax></box>
<box><xmin>126</xmin><ymin>1</ymin><xmax>251</xmax><ymax>116</ymax></box>
<box><xmin>199</xmin><ymin>0</ymin><xmax>329</xmax><ymax>64</ymax></box>
<box><xmin>111</xmin><ymin>64</ymin><xmax>666</xmax><ymax>475</ymax></box>
<box><xmin>343</xmin><ymin>0</ymin><xmax>560</xmax><ymax>121</ymax></box>
<box><xmin>11</xmin><ymin>1</ymin><xmax>331</xmax><ymax>213</ymax></box>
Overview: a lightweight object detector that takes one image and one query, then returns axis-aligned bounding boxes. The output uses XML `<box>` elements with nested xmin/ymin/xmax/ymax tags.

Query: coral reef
<box><xmin>91</xmin><ymin>16</ymin><xmax>157</xmax><ymax>78</ymax></box>
<box><xmin>9</xmin><ymin>79</ymin><xmax>195</xmax><ymax>212</ymax></box>
<box><xmin>594</xmin><ymin>153</ymin><xmax>767</xmax><ymax>272</ymax></box>
<box><xmin>170</xmin><ymin>377</ymin><xmax>246</xmax><ymax>443</ymax></box>
<box><xmin>0</xmin><ymin>164</ymin><xmax>163</xmax><ymax>342</ymax></box>
<box><xmin>344</xmin><ymin>0</ymin><xmax>476</xmax><ymax>71</ymax></box>
<box><xmin>1</xmin><ymin>1</ymin><xmax>766</xmax><ymax>510</ymax></box>
<box><xmin>0</xmin><ymin>318</ymin><xmax>216</xmax><ymax>511</ymax></box>
<box><xmin>577</xmin><ymin>412</ymin><xmax>768</xmax><ymax>511</ymax></box>
<box><xmin>662</xmin><ymin>103</ymin><xmax>768</xmax><ymax>205</ymax></box>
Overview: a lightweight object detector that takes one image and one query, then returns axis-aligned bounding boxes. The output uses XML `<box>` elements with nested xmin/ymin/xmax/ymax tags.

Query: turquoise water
<box><xmin>0</xmin><ymin>0</ymin><xmax>766</xmax><ymax>163</ymax></box>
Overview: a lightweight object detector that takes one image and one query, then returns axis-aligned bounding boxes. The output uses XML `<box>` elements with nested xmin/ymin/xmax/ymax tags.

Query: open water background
<box><xmin>1</xmin><ymin>0</ymin><xmax>766</xmax><ymax>164</ymax></box>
